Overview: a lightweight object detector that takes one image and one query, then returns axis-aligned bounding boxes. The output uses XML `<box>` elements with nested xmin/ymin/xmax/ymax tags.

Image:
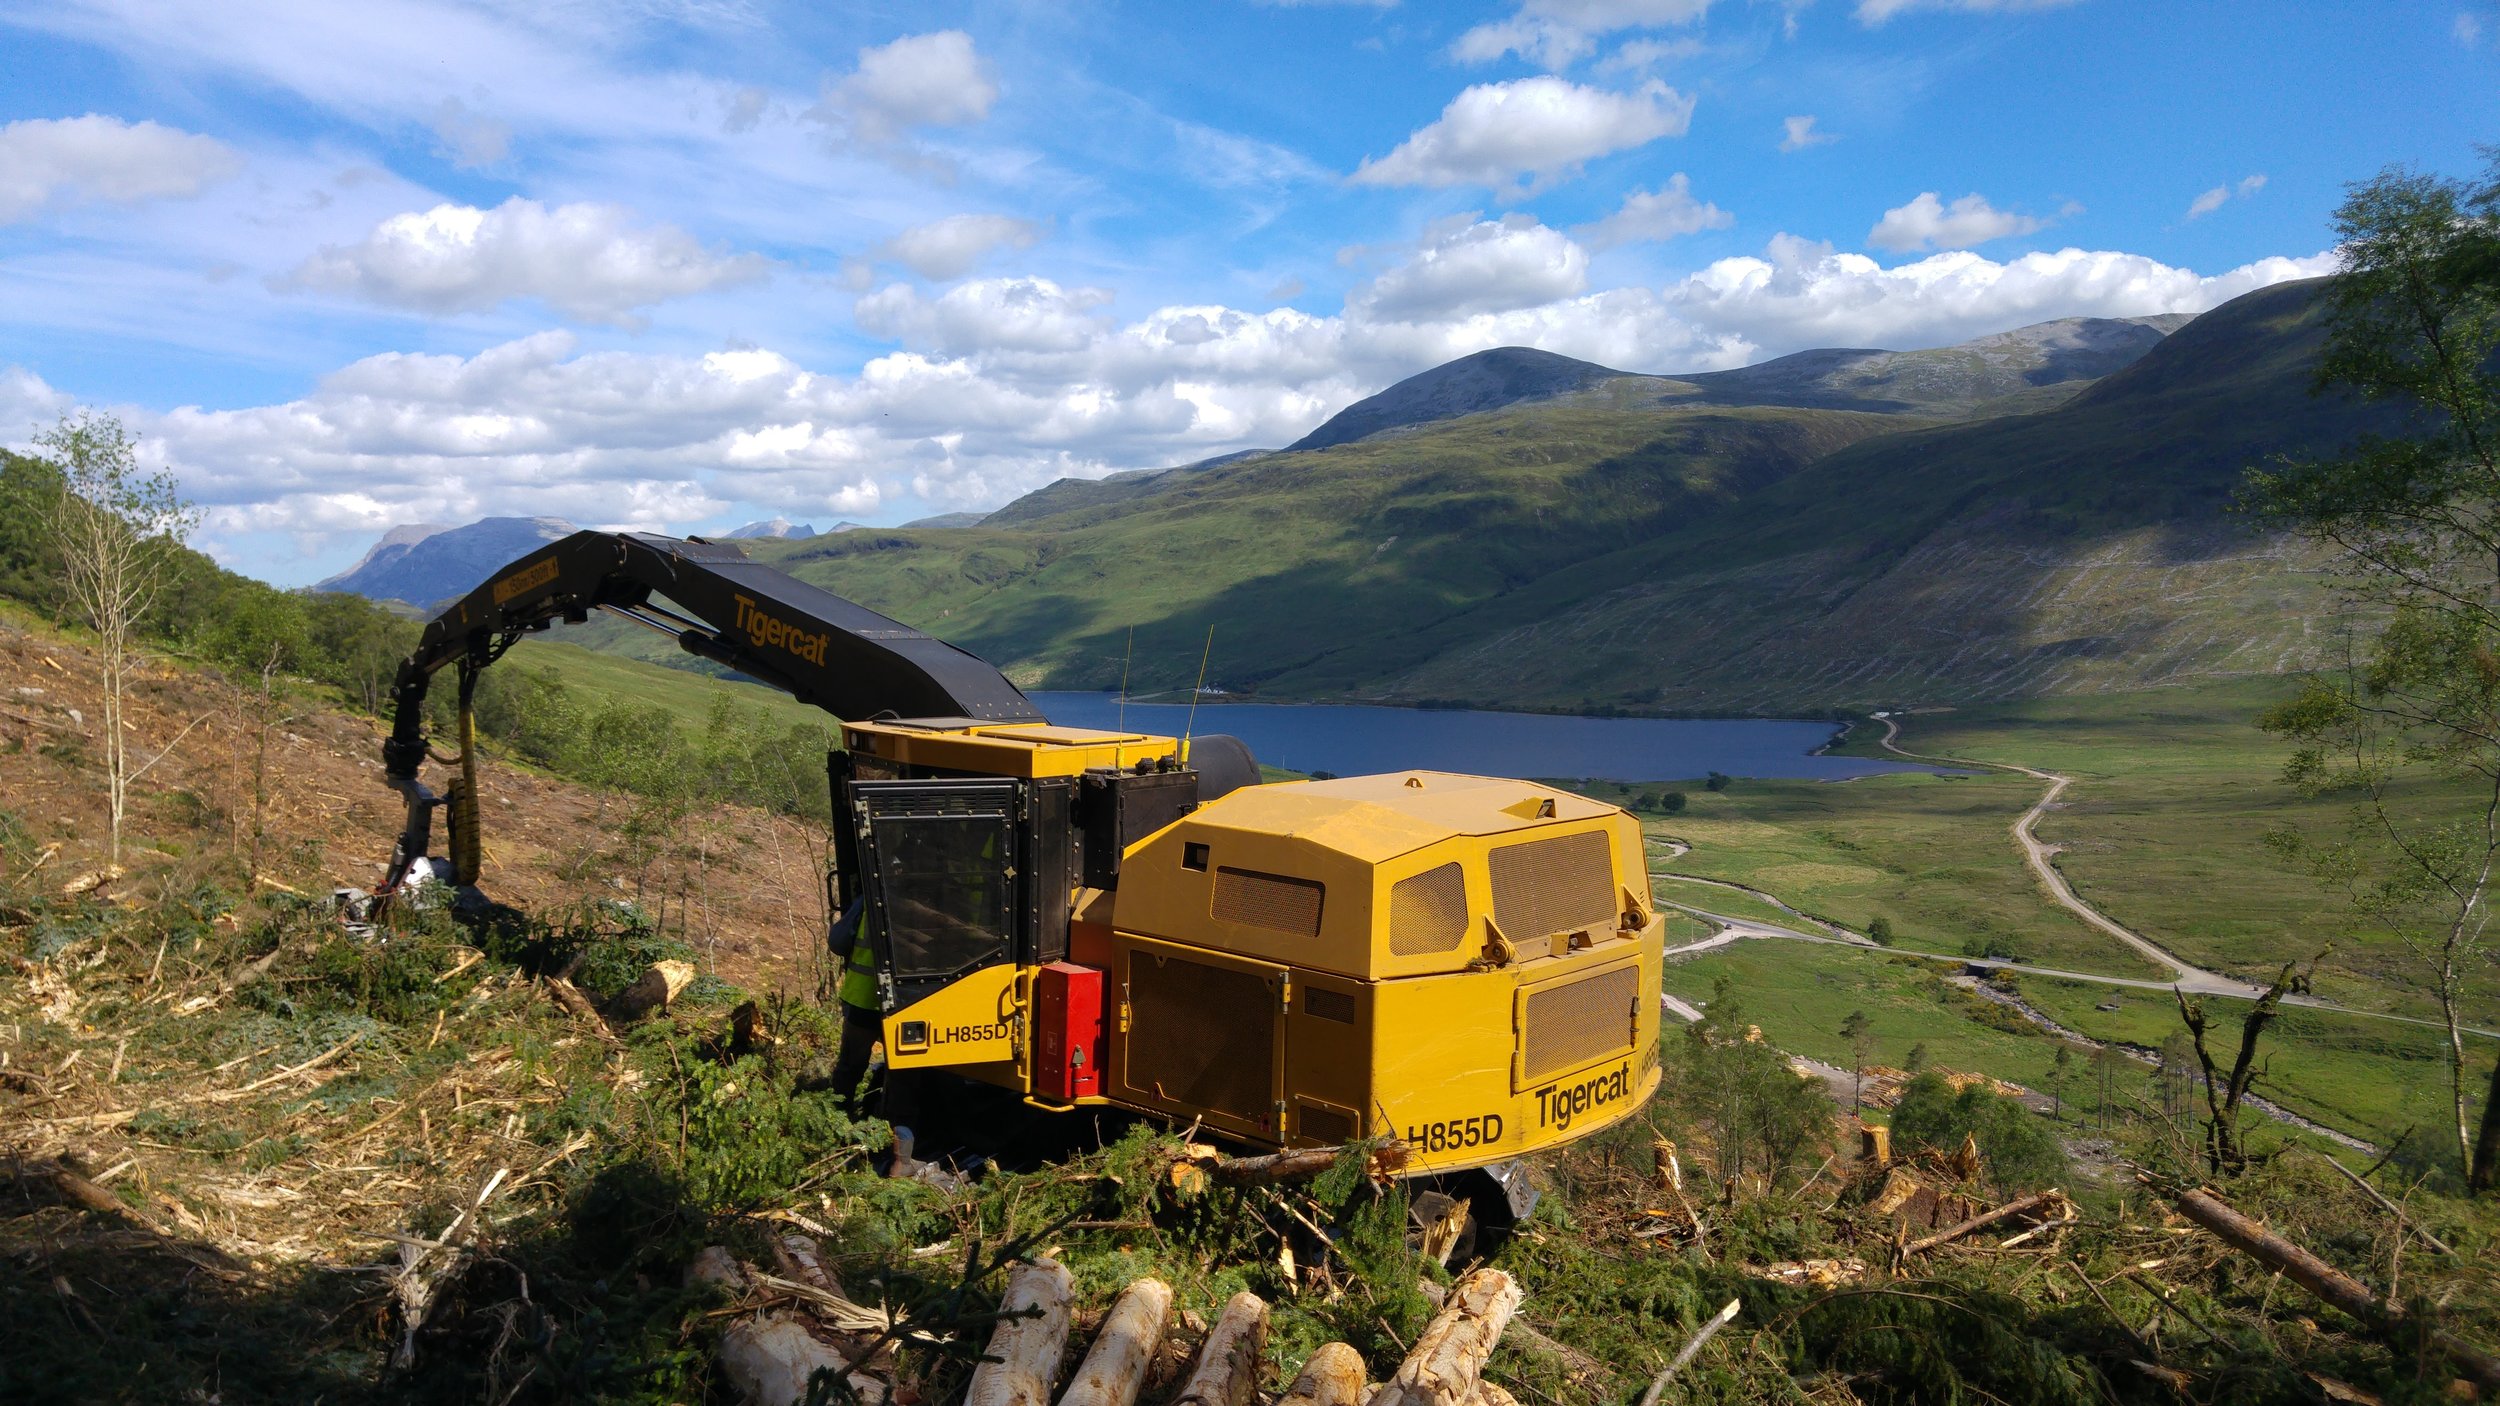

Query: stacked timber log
<box><xmin>697</xmin><ymin>1248</ymin><xmax>1526</xmax><ymax>1406</ymax></box>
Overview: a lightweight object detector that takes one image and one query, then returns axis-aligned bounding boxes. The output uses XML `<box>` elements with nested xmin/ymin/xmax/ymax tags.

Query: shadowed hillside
<box><xmin>1364</xmin><ymin>279</ymin><xmax>2380</xmax><ymax>711</ymax></box>
<box><xmin>565</xmin><ymin>280</ymin><xmax>2372</xmax><ymax>713</ymax></box>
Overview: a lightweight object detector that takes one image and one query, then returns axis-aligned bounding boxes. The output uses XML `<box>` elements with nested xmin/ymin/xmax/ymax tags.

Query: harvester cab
<box><xmin>376</xmin><ymin>529</ymin><xmax>1664</xmax><ymax>1188</ymax></box>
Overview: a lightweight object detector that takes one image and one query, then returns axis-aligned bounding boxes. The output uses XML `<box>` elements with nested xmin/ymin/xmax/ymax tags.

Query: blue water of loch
<box><xmin>1029</xmin><ymin>693</ymin><xmax>1941</xmax><ymax>784</ymax></box>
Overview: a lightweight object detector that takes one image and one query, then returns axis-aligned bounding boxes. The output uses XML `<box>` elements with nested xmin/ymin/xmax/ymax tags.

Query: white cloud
<box><xmin>1355</xmin><ymin>215</ymin><xmax>1590</xmax><ymax>320</ymax></box>
<box><xmin>1779</xmin><ymin>114</ymin><xmax>1834</xmax><ymax>152</ymax></box>
<box><xmin>1669</xmin><ymin>236</ymin><xmax>2333</xmax><ymax>357</ymax></box>
<box><xmin>2460</xmin><ymin>12</ymin><xmax>2485</xmax><ymax>46</ymax></box>
<box><xmin>428</xmin><ymin>97</ymin><xmax>511</xmax><ymax>169</ymax></box>
<box><xmin>281</xmin><ymin>198</ymin><xmax>772</xmax><ymax>325</ymax></box>
<box><xmin>854</xmin><ymin>277</ymin><xmax>1115</xmax><ymax>357</ymax></box>
<box><xmin>819</xmin><ymin>30</ymin><xmax>998</xmax><ymax>145</ymax></box>
<box><xmin>1576</xmin><ymin>174</ymin><xmax>1731</xmax><ymax>249</ymax></box>
<box><xmin>1595</xmin><ymin>36</ymin><xmax>1705</xmax><ymax>73</ymax></box>
<box><xmin>1867</xmin><ymin>192</ymin><xmax>2048</xmax><ymax>253</ymax></box>
<box><xmin>5</xmin><ymin>232</ymin><xmax>2337</xmax><ymax>574</ymax></box>
<box><xmin>2185</xmin><ymin>173</ymin><xmax>2267</xmax><ymax>220</ymax></box>
<box><xmin>875</xmin><ymin>214</ymin><xmax>1046</xmax><ymax>280</ymax></box>
<box><xmin>1351</xmin><ymin>78</ymin><xmax>1694</xmax><ymax>197</ymax></box>
<box><xmin>1855</xmin><ymin>0</ymin><xmax>2081</xmax><ymax>22</ymax></box>
<box><xmin>0</xmin><ymin>114</ymin><xmax>241</xmax><ymax>223</ymax></box>
<box><xmin>1455</xmin><ymin>0</ymin><xmax>1714</xmax><ymax>70</ymax></box>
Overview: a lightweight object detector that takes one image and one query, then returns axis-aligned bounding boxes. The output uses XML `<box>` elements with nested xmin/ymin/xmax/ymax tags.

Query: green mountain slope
<box><xmin>1359</xmin><ymin>278</ymin><xmax>2383</xmax><ymax>710</ymax></box>
<box><xmin>730</xmin><ymin>399</ymin><xmax>1909</xmax><ymax>696</ymax></box>
<box><xmin>568</xmin><ymin>279</ymin><xmax>2383</xmax><ymax>715</ymax></box>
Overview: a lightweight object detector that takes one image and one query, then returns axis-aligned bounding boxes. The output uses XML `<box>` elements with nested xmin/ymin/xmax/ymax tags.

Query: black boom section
<box><xmin>383</xmin><ymin>530</ymin><xmax>1040</xmax><ymax>783</ymax></box>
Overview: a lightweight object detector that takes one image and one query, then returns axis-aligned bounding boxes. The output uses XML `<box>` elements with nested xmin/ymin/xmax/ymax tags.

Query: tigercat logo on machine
<box><xmin>1535</xmin><ymin>1061</ymin><xmax>1632</xmax><ymax>1131</ymax></box>
<box><xmin>733</xmin><ymin>593</ymin><xmax>831</xmax><ymax>665</ymax></box>
<box><xmin>492</xmin><ymin>557</ymin><xmax>561</xmax><ymax>604</ymax></box>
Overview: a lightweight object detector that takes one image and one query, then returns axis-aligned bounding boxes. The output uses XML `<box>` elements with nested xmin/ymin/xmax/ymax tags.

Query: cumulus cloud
<box><xmin>1354</xmin><ymin>215</ymin><xmax>1590</xmax><ymax>320</ymax></box>
<box><xmin>7</xmin><ymin>227</ymin><xmax>2338</xmax><ymax>577</ymax></box>
<box><xmin>1455</xmin><ymin>0</ymin><xmax>1714</xmax><ymax>70</ymax></box>
<box><xmin>1670</xmin><ymin>236</ymin><xmax>2332</xmax><ymax>357</ymax></box>
<box><xmin>281</xmin><ymin>197</ymin><xmax>772</xmax><ymax>325</ymax></box>
<box><xmin>1351</xmin><ymin>78</ymin><xmax>1694</xmax><ymax>197</ymax></box>
<box><xmin>2185</xmin><ymin>173</ymin><xmax>2266</xmax><ymax>220</ymax></box>
<box><xmin>428</xmin><ymin>97</ymin><xmax>510</xmax><ymax>168</ymax></box>
<box><xmin>0</xmin><ymin>114</ymin><xmax>241</xmax><ymax>223</ymax></box>
<box><xmin>815</xmin><ymin>30</ymin><xmax>998</xmax><ymax>146</ymax></box>
<box><xmin>1867</xmin><ymin>191</ymin><xmax>2048</xmax><ymax>253</ymax></box>
<box><xmin>1779</xmin><ymin>115</ymin><xmax>1833</xmax><ymax>152</ymax></box>
<box><xmin>855</xmin><ymin>277</ymin><xmax>1115</xmax><ymax>358</ymax></box>
<box><xmin>875</xmin><ymin>213</ymin><xmax>1045</xmax><ymax>280</ymax></box>
<box><xmin>1577</xmin><ymin>174</ymin><xmax>1731</xmax><ymax>249</ymax></box>
<box><xmin>1854</xmin><ymin>0</ymin><xmax>2080</xmax><ymax>22</ymax></box>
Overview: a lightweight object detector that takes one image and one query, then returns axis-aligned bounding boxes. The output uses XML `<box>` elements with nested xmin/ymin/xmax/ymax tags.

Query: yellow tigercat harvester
<box><xmin>377</xmin><ymin>531</ymin><xmax>1662</xmax><ymax>1213</ymax></box>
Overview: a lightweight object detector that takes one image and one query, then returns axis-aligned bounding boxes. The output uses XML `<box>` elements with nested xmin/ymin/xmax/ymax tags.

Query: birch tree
<box><xmin>39</xmin><ymin>412</ymin><xmax>196</xmax><ymax>864</ymax></box>
<box><xmin>2247</xmin><ymin>150</ymin><xmax>2500</xmax><ymax>1190</ymax></box>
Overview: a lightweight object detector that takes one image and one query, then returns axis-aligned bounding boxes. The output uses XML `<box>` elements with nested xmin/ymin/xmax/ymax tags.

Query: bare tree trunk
<box><xmin>1372</xmin><ymin>1270</ymin><xmax>1521</xmax><ymax>1406</ymax></box>
<box><xmin>1058</xmin><ymin>1278</ymin><xmax>1171</xmax><ymax>1406</ymax></box>
<box><xmin>1171</xmin><ymin>1292</ymin><xmax>1269</xmax><ymax>1406</ymax></box>
<box><xmin>966</xmin><ymin>1258</ymin><xmax>1074</xmax><ymax>1406</ymax></box>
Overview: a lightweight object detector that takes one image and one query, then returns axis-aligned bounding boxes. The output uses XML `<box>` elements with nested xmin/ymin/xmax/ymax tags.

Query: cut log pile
<box><xmin>694</xmin><ymin>1249</ymin><xmax>1527</xmax><ymax>1406</ymax></box>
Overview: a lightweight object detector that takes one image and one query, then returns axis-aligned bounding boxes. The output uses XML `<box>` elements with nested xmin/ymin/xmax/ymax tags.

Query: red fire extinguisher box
<box><xmin>1033</xmin><ymin>962</ymin><xmax>1104</xmax><ymax>1102</ymax></box>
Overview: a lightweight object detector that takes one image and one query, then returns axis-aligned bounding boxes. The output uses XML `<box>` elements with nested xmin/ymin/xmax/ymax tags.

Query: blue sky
<box><xmin>0</xmin><ymin>0</ymin><xmax>2492</xmax><ymax>584</ymax></box>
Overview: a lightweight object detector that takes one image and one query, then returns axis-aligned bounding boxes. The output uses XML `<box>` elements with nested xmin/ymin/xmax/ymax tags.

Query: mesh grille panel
<box><xmin>1124</xmin><ymin>953</ymin><xmax>1275</xmax><ymax>1123</ymax></box>
<box><xmin>1489</xmin><ymin>831</ymin><xmax>1617</xmax><ymax>943</ymax></box>
<box><xmin>1388</xmin><ymin>863</ymin><xmax>1469</xmax><ymax>955</ymax></box>
<box><xmin>1212</xmin><ymin>867</ymin><xmax>1324</xmax><ymax>938</ymax></box>
<box><xmin>1522</xmin><ymin>964</ymin><xmax>1640</xmax><ymax>1084</ymax></box>
<box><xmin>1297</xmin><ymin>1101</ymin><xmax>1358</xmax><ymax>1144</ymax></box>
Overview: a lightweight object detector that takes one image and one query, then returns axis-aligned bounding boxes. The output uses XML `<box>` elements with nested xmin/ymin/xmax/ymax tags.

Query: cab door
<box><xmin>850</xmin><ymin>778</ymin><xmax>1018</xmax><ymax>1012</ymax></box>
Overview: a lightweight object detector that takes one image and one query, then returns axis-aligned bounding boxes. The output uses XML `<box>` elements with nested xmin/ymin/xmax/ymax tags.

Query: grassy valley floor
<box><xmin>1586</xmin><ymin>677</ymin><xmax>2499</xmax><ymax>1158</ymax></box>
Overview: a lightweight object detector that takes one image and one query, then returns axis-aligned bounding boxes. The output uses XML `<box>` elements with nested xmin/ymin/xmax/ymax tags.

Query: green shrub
<box><xmin>1891</xmin><ymin>1072</ymin><xmax>2069</xmax><ymax>1192</ymax></box>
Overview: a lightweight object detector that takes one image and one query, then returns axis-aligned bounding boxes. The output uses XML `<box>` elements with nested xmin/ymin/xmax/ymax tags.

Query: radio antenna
<box><xmin>1118</xmin><ymin>625</ymin><xmax>1133</xmax><ymax>733</ymax></box>
<box><xmin>1181</xmin><ymin>625</ymin><xmax>1214</xmax><ymax>762</ymax></box>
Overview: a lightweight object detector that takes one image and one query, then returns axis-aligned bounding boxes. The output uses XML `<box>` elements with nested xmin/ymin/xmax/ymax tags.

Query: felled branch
<box><xmin>543</xmin><ymin>976</ymin><xmax>620</xmax><ymax>1043</ymax></box>
<box><xmin>1638</xmin><ymin>1299</ymin><xmax>1740</xmax><ymax>1406</ymax></box>
<box><xmin>1904</xmin><ymin>1190</ymin><xmax>2069</xmax><ymax>1254</ymax></box>
<box><xmin>2173</xmin><ymin>1185</ymin><xmax>2500</xmax><ymax>1390</ymax></box>
<box><xmin>1166</xmin><ymin>1139</ymin><xmax>1408</xmax><ymax>1195</ymax></box>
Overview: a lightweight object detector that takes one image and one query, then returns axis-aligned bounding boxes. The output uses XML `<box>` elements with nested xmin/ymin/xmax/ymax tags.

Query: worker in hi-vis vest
<box><xmin>828</xmin><ymin>896</ymin><xmax>881</xmax><ymax>1116</ymax></box>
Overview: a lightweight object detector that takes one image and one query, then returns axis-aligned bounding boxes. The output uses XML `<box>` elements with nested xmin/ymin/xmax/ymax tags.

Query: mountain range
<box><xmin>320</xmin><ymin>288</ymin><xmax>2378</xmax><ymax>713</ymax></box>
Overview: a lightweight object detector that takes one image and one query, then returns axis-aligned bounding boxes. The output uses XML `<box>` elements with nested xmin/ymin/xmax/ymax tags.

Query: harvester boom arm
<box><xmin>375</xmin><ymin>530</ymin><xmax>1042</xmax><ymax>886</ymax></box>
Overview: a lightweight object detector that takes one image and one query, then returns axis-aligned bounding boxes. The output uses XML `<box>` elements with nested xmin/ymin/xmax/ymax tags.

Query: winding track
<box><xmin>1869</xmin><ymin>713</ymin><xmax>2263</xmax><ymax>998</ymax></box>
<box><xmin>1650</xmin><ymin>714</ymin><xmax>2497</xmax><ymax>1041</ymax></box>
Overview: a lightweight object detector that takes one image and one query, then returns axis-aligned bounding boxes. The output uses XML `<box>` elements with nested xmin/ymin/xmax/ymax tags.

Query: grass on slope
<box><xmin>505</xmin><ymin>637</ymin><xmax>835</xmax><ymax>738</ymax></box>
<box><xmin>2014</xmin><ymin>975</ymin><xmax>2471</xmax><ymax>1152</ymax></box>
<box><xmin>1649</xmin><ymin>874</ymin><xmax>1811</xmax><ymax>932</ymax></box>
<box><xmin>1664</xmin><ymin>941</ymin><xmax>2174</xmax><ymax>1137</ymax></box>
